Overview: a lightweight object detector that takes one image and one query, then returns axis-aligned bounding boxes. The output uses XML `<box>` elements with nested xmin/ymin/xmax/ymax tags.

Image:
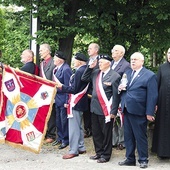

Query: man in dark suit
<box><xmin>111</xmin><ymin>45</ymin><xmax>130</xmax><ymax>150</ymax></box>
<box><xmin>39</xmin><ymin>43</ymin><xmax>56</xmax><ymax>144</ymax></box>
<box><xmin>111</xmin><ymin>45</ymin><xmax>130</xmax><ymax>77</ymax></box>
<box><xmin>83</xmin><ymin>43</ymin><xmax>100</xmax><ymax>138</ymax></box>
<box><xmin>20</xmin><ymin>49</ymin><xmax>37</xmax><ymax>74</ymax></box>
<box><xmin>56</xmin><ymin>53</ymin><xmax>89</xmax><ymax>159</ymax></box>
<box><xmin>82</xmin><ymin>54</ymin><xmax>121</xmax><ymax>163</ymax></box>
<box><xmin>118</xmin><ymin>52</ymin><xmax>158</xmax><ymax>168</ymax></box>
<box><xmin>52</xmin><ymin>51</ymin><xmax>72</xmax><ymax>149</ymax></box>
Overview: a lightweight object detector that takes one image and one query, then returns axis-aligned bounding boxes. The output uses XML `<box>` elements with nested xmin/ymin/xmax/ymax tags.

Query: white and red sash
<box><xmin>52</xmin><ymin>67</ymin><xmax>58</xmax><ymax>82</ymax></box>
<box><xmin>67</xmin><ymin>84</ymin><xmax>89</xmax><ymax>118</ymax></box>
<box><xmin>96</xmin><ymin>72</ymin><xmax>112</xmax><ymax>123</ymax></box>
<box><xmin>40</xmin><ymin>63</ymin><xmax>47</xmax><ymax>79</ymax></box>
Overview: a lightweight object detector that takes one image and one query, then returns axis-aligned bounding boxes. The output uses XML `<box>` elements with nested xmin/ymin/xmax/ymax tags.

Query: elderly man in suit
<box><xmin>111</xmin><ymin>45</ymin><xmax>130</xmax><ymax>150</ymax></box>
<box><xmin>55</xmin><ymin>53</ymin><xmax>89</xmax><ymax>159</ymax></box>
<box><xmin>39</xmin><ymin>43</ymin><xmax>56</xmax><ymax>143</ymax></box>
<box><xmin>82</xmin><ymin>54</ymin><xmax>121</xmax><ymax>163</ymax></box>
<box><xmin>118</xmin><ymin>52</ymin><xmax>158</xmax><ymax>168</ymax></box>
<box><xmin>52</xmin><ymin>51</ymin><xmax>72</xmax><ymax>149</ymax></box>
<box><xmin>20</xmin><ymin>49</ymin><xmax>37</xmax><ymax>74</ymax></box>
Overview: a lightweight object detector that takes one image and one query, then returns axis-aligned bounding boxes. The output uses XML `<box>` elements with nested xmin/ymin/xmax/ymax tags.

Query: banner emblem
<box><xmin>41</xmin><ymin>91</ymin><xmax>48</xmax><ymax>100</ymax></box>
<box><xmin>5</xmin><ymin>79</ymin><xmax>15</xmax><ymax>92</ymax></box>
<box><xmin>26</xmin><ymin>131</ymin><xmax>35</xmax><ymax>142</ymax></box>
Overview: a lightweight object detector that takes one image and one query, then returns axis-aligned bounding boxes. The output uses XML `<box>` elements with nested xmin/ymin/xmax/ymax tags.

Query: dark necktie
<box><xmin>102</xmin><ymin>72</ymin><xmax>105</xmax><ymax>80</ymax></box>
<box><xmin>131</xmin><ymin>70</ymin><xmax>136</xmax><ymax>79</ymax></box>
<box><xmin>54</xmin><ymin>68</ymin><xmax>58</xmax><ymax>74</ymax></box>
<box><xmin>130</xmin><ymin>70</ymin><xmax>136</xmax><ymax>85</ymax></box>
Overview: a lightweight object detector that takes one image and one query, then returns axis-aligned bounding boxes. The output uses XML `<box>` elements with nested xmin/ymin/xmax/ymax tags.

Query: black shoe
<box><xmin>97</xmin><ymin>158</ymin><xmax>108</xmax><ymax>163</ymax></box>
<box><xmin>84</xmin><ymin>129</ymin><xmax>92</xmax><ymax>138</ymax></box>
<box><xmin>52</xmin><ymin>140</ymin><xmax>61</xmax><ymax>146</ymax></box>
<box><xmin>58</xmin><ymin>143</ymin><xmax>68</xmax><ymax>149</ymax></box>
<box><xmin>118</xmin><ymin>159</ymin><xmax>136</xmax><ymax>166</ymax></box>
<box><xmin>90</xmin><ymin>155</ymin><xmax>100</xmax><ymax>160</ymax></box>
<box><xmin>116</xmin><ymin>144</ymin><xmax>125</xmax><ymax>150</ymax></box>
<box><xmin>140</xmin><ymin>162</ymin><xmax>148</xmax><ymax>169</ymax></box>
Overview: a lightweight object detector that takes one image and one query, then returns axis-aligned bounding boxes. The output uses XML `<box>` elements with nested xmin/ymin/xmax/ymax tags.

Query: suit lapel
<box><xmin>56</xmin><ymin>63</ymin><xmax>64</xmax><ymax>77</ymax></box>
<box><xmin>102</xmin><ymin>70</ymin><xmax>112</xmax><ymax>82</ymax></box>
<box><xmin>130</xmin><ymin>68</ymin><xmax>145</xmax><ymax>86</ymax></box>
<box><xmin>113</xmin><ymin>58</ymin><xmax>124</xmax><ymax>72</ymax></box>
<box><xmin>44</xmin><ymin>59</ymin><xmax>52</xmax><ymax>73</ymax></box>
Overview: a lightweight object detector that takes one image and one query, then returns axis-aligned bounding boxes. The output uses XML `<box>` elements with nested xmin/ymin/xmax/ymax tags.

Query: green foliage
<box><xmin>0</xmin><ymin>9</ymin><xmax>5</xmax><ymax>48</ymax></box>
<box><xmin>0</xmin><ymin>8</ymin><xmax>30</xmax><ymax>68</ymax></box>
<box><xmin>1</xmin><ymin>0</ymin><xmax>170</xmax><ymax>68</ymax></box>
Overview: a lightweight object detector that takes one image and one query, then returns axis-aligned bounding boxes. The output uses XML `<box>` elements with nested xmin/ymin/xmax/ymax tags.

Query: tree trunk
<box><xmin>59</xmin><ymin>35</ymin><xmax>75</xmax><ymax>66</ymax></box>
<box><xmin>58</xmin><ymin>0</ymin><xmax>80</xmax><ymax>66</ymax></box>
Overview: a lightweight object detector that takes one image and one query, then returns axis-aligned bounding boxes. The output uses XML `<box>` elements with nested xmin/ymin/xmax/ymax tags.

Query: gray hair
<box><xmin>40</xmin><ymin>43</ymin><xmax>51</xmax><ymax>53</ymax></box>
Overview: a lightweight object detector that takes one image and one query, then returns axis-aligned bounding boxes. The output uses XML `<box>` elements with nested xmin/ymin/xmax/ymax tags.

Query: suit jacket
<box><xmin>62</xmin><ymin>65</ymin><xmax>89</xmax><ymax>112</ymax></box>
<box><xmin>86</xmin><ymin>57</ymin><xmax>99</xmax><ymax>96</ymax></box>
<box><xmin>20</xmin><ymin>62</ymin><xmax>36</xmax><ymax>74</ymax></box>
<box><xmin>40</xmin><ymin>57</ymin><xmax>55</xmax><ymax>80</ymax></box>
<box><xmin>121</xmin><ymin>67</ymin><xmax>158</xmax><ymax>116</ymax></box>
<box><xmin>111</xmin><ymin>58</ymin><xmax>130</xmax><ymax>77</ymax></box>
<box><xmin>82</xmin><ymin>67</ymin><xmax>121</xmax><ymax>116</ymax></box>
<box><xmin>54</xmin><ymin>62</ymin><xmax>72</xmax><ymax>107</ymax></box>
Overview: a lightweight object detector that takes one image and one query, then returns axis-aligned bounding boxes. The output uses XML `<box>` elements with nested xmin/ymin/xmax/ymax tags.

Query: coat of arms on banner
<box><xmin>0</xmin><ymin>66</ymin><xmax>57</xmax><ymax>153</ymax></box>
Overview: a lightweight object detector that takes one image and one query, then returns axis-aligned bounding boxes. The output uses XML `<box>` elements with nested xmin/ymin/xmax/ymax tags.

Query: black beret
<box><xmin>55</xmin><ymin>51</ymin><xmax>66</xmax><ymax>60</ymax></box>
<box><xmin>74</xmin><ymin>53</ymin><xmax>88</xmax><ymax>62</ymax></box>
<box><xmin>98</xmin><ymin>54</ymin><xmax>112</xmax><ymax>62</ymax></box>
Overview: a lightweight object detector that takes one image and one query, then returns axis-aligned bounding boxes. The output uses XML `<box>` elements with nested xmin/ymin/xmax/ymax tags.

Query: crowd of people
<box><xmin>10</xmin><ymin>43</ymin><xmax>170</xmax><ymax>168</ymax></box>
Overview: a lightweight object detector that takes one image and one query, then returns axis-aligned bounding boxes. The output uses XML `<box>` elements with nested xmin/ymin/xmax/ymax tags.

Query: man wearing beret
<box><xmin>52</xmin><ymin>50</ymin><xmax>72</xmax><ymax>149</ymax></box>
<box><xmin>56</xmin><ymin>52</ymin><xmax>89</xmax><ymax>159</ymax></box>
<box><xmin>39</xmin><ymin>43</ymin><xmax>56</xmax><ymax>144</ymax></box>
<box><xmin>81</xmin><ymin>54</ymin><xmax>121</xmax><ymax>163</ymax></box>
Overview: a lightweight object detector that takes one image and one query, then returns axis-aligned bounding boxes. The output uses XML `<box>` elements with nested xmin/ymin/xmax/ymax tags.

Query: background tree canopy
<box><xmin>0</xmin><ymin>0</ymin><xmax>170</xmax><ymax>71</ymax></box>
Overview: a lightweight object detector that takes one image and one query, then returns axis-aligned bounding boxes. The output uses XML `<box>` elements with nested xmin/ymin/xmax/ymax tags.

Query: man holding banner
<box><xmin>56</xmin><ymin>53</ymin><xmax>89</xmax><ymax>159</ymax></box>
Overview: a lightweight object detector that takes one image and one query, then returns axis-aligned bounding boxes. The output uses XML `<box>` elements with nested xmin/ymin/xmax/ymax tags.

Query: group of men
<box><xmin>19</xmin><ymin>43</ymin><xmax>158</xmax><ymax>169</ymax></box>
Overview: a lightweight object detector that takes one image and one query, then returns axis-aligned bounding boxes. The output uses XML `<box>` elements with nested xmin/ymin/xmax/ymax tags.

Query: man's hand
<box><xmin>89</xmin><ymin>59</ymin><xmax>97</xmax><ymax>68</ymax></box>
<box><xmin>55</xmin><ymin>78</ymin><xmax>63</xmax><ymax>88</ymax></box>
<box><xmin>147</xmin><ymin>115</ymin><xmax>155</xmax><ymax>122</ymax></box>
<box><xmin>110</xmin><ymin>114</ymin><xmax>116</xmax><ymax>119</ymax></box>
<box><xmin>118</xmin><ymin>84</ymin><xmax>126</xmax><ymax>93</ymax></box>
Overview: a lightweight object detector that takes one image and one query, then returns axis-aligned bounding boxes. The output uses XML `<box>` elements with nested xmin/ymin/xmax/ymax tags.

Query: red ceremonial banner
<box><xmin>0</xmin><ymin>66</ymin><xmax>57</xmax><ymax>153</ymax></box>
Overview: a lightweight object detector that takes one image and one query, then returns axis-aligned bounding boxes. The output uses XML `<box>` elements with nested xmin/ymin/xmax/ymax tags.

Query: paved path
<box><xmin>0</xmin><ymin>137</ymin><xmax>170</xmax><ymax>170</ymax></box>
